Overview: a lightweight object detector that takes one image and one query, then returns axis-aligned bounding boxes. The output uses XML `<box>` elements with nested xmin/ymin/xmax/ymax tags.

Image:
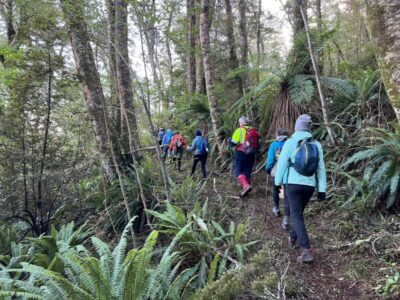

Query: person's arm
<box><xmin>274</xmin><ymin>140</ymin><xmax>292</xmax><ymax>186</ymax></box>
<box><xmin>316</xmin><ymin>142</ymin><xmax>327</xmax><ymax>193</ymax></box>
<box><xmin>169</xmin><ymin>136</ymin><xmax>175</xmax><ymax>150</ymax></box>
<box><xmin>229</xmin><ymin>128</ymin><xmax>241</xmax><ymax>147</ymax></box>
<box><xmin>265</xmin><ymin>142</ymin><xmax>277</xmax><ymax>171</ymax></box>
<box><xmin>187</xmin><ymin>138</ymin><xmax>195</xmax><ymax>152</ymax></box>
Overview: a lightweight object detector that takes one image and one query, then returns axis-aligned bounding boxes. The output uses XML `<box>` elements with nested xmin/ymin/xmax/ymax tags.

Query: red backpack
<box><xmin>237</xmin><ymin>128</ymin><xmax>260</xmax><ymax>154</ymax></box>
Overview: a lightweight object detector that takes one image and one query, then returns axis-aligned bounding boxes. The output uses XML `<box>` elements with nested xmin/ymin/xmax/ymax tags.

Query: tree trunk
<box><xmin>187</xmin><ymin>0</ymin><xmax>197</xmax><ymax>94</ymax></box>
<box><xmin>114</xmin><ymin>0</ymin><xmax>141</xmax><ymax>161</ymax></box>
<box><xmin>291</xmin><ymin>0</ymin><xmax>312</xmax><ymax>75</ymax></box>
<box><xmin>256</xmin><ymin>0</ymin><xmax>262</xmax><ymax>83</ymax></box>
<box><xmin>365</xmin><ymin>0</ymin><xmax>400</xmax><ymax>121</ymax></box>
<box><xmin>200</xmin><ymin>0</ymin><xmax>224</xmax><ymax>153</ymax></box>
<box><xmin>224</xmin><ymin>0</ymin><xmax>243</xmax><ymax>96</ymax></box>
<box><xmin>60</xmin><ymin>0</ymin><xmax>114</xmax><ymax>177</ymax></box>
<box><xmin>238</xmin><ymin>0</ymin><xmax>248</xmax><ymax>69</ymax></box>
<box><xmin>299</xmin><ymin>1</ymin><xmax>335</xmax><ymax>144</ymax></box>
<box><xmin>238</xmin><ymin>0</ymin><xmax>254</xmax><ymax>120</ymax></box>
<box><xmin>195</xmin><ymin>0</ymin><xmax>206</xmax><ymax>94</ymax></box>
<box><xmin>5</xmin><ymin>0</ymin><xmax>16</xmax><ymax>44</ymax></box>
<box><xmin>316</xmin><ymin>0</ymin><xmax>322</xmax><ymax>32</ymax></box>
<box><xmin>106</xmin><ymin>0</ymin><xmax>120</xmax><ymax>133</ymax></box>
<box><xmin>0</xmin><ymin>0</ymin><xmax>16</xmax><ymax>64</ymax></box>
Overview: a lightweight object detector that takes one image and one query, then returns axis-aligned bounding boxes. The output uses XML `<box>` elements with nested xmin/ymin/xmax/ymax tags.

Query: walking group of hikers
<box><xmin>158</xmin><ymin>113</ymin><xmax>326</xmax><ymax>263</ymax></box>
<box><xmin>158</xmin><ymin>128</ymin><xmax>210</xmax><ymax>178</ymax></box>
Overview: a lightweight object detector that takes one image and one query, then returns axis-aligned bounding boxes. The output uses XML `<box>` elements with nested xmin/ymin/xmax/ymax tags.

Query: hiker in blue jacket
<box><xmin>161</xmin><ymin>128</ymin><xmax>174</xmax><ymax>160</ymax></box>
<box><xmin>275</xmin><ymin>114</ymin><xmax>327</xmax><ymax>263</ymax></box>
<box><xmin>187</xmin><ymin>129</ymin><xmax>209</xmax><ymax>178</ymax></box>
<box><xmin>157</xmin><ymin>128</ymin><xmax>166</xmax><ymax>145</ymax></box>
<box><xmin>266</xmin><ymin>129</ymin><xmax>289</xmax><ymax>229</ymax></box>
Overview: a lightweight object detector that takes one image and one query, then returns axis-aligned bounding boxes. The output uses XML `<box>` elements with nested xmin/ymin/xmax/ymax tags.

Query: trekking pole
<box><xmin>263</xmin><ymin>174</ymin><xmax>269</xmax><ymax>222</ymax></box>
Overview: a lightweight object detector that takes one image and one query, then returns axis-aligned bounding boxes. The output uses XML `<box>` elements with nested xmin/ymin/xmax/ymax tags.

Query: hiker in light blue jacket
<box><xmin>161</xmin><ymin>129</ymin><xmax>174</xmax><ymax>160</ymax></box>
<box><xmin>275</xmin><ymin>114</ymin><xmax>327</xmax><ymax>263</ymax></box>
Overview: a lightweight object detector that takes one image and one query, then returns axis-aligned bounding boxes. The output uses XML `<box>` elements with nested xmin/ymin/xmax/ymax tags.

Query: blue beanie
<box><xmin>195</xmin><ymin>129</ymin><xmax>202</xmax><ymax>136</ymax></box>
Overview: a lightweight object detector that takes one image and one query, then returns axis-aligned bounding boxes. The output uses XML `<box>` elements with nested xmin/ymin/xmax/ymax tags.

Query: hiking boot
<box><xmin>272</xmin><ymin>206</ymin><xmax>280</xmax><ymax>217</ymax></box>
<box><xmin>297</xmin><ymin>249</ymin><xmax>314</xmax><ymax>263</ymax></box>
<box><xmin>288</xmin><ymin>236</ymin><xmax>297</xmax><ymax>248</ymax></box>
<box><xmin>282</xmin><ymin>216</ymin><xmax>289</xmax><ymax>230</ymax></box>
<box><xmin>240</xmin><ymin>185</ymin><xmax>252</xmax><ymax>197</ymax></box>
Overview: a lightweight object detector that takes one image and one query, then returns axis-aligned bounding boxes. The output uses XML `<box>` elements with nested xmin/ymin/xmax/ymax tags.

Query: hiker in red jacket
<box><xmin>169</xmin><ymin>131</ymin><xmax>187</xmax><ymax>171</ymax></box>
<box><xmin>228</xmin><ymin>117</ymin><xmax>260</xmax><ymax>197</ymax></box>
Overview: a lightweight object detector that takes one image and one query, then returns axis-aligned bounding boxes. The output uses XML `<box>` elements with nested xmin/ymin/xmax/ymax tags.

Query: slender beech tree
<box><xmin>224</xmin><ymin>0</ymin><xmax>243</xmax><ymax>97</ymax></box>
<box><xmin>298</xmin><ymin>0</ymin><xmax>335</xmax><ymax>144</ymax></box>
<box><xmin>186</xmin><ymin>0</ymin><xmax>197</xmax><ymax>93</ymax></box>
<box><xmin>60</xmin><ymin>0</ymin><xmax>114</xmax><ymax>177</ymax></box>
<box><xmin>114</xmin><ymin>0</ymin><xmax>141</xmax><ymax>160</ymax></box>
<box><xmin>195</xmin><ymin>0</ymin><xmax>206</xmax><ymax>94</ymax></box>
<box><xmin>200</xmin><ymin>0</ymin><xmax>224</xmax><ymax>154</ymax></box>
<box><xmin>365</xmin><ymin>0</ymin><xmax>400</xmax><ymax>121</ymax></box>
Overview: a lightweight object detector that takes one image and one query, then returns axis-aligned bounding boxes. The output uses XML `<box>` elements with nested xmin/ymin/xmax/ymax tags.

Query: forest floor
<box><xmin>168</xmin><ymin>156</ymin><xmax>398</xmax><ymax>299</ymax></box>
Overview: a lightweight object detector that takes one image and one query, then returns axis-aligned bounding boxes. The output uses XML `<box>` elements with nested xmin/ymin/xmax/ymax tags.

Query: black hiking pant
<box><xmin>272</xmin><ymin>178</ymin><xmax>289</xmax><ymax>216</ymax></box>
<box><xmin>191</xmin><ymin>154</ymin><xmax>208</xmax><ymax>178</ymax></box>
<box><xmin>172</xmin><ymin>148</ymin><xmax>184</xmax><ymax>170</ymax></box>
<box><xmin>286</xmin><ymin>184</ymin><xmax>315</xmax><ymax>249</ymax></box>
<box><xmin>235</xmin><ymin>151</ymin><xmax>255</xmax><ymax>180</ymax></box>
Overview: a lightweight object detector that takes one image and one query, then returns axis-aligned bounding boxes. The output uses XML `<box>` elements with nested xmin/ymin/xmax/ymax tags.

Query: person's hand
<box><xmin>317</xmin><ymin>192</ymin><xmax>326</xmax><ymax>202</ymax></box>
<box><xmin>266</xmin><ymin>168</ymin><xmax>271</xmax><ymax>175</ymax></box>
<box><xmin>228</xmin><ymin>138</ymin><xmax>236</xmax><ymax>148</ymax></box>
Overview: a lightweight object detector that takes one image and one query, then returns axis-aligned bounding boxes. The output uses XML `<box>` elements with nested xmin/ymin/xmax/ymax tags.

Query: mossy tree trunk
<box><xmin>61</xmin><ymin>0</ymin><xmax>114</xmax><ymax>178</ymax></box>
<box><xmin>366</xmin><ymin>0</ymin><xmax>400</xmax><ymax>121</ymax></box>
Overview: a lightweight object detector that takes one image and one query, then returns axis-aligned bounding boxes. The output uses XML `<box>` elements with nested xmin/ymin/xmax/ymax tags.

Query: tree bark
<box><xmin>365</xmin><ymin>0</ymin><xmax>400</xmax><ymax>121</ymax></box>
<box><xmin>187</xmin><ymin>0</ymin><xmax>197</xmax><ymax>94</ymax></box>
<box><xmin>60</xmin><ymin>0</ymin><xmax>114</xmax><ymax>177</ymax></box>
<box><xmin>238</xmin><ymin>0</ymin><xmax>248</xmax><ymax>69</ymax></box>
<box><xmin>0</xmin><ymin>0</ymin><xmax>16</xmax><ymax>64</ymax></box>
<box><xmin>316</xmin><ymin>0</ymin><xmax>322</xmax><ymax>32</ymax></box>
<box><xmin>114</xmin><ymin>0</ymin><xmax>141</xmax><ymax>161</ymax></box>
<box><xmin>106</xmin><ymin>0</ymin><xmax>120</xmax><ymax>134</ymax></box>
<box><xmin>5</xmin><ymin>0</ymin><xmax>16</xmax><ymax>44</ymax></box>
<box><xmin>200</xmin><ymin>0</ymin><xmax>224</xmax><ymax>153</ymax></box>
<box><xmin>290</xmin><ymin>0</ymin><xmax>312</xmax><ymax>75</ymax></box>
<box><xmin>194</xmin><ymin>0</ymin><xmax>206</xmax><ymax>94</ymax></box>
<box><xmin>224</xmin><ymin>0</ymin><xmax>243</xmax><ymax>96</ymax></box>
<box><xmin>256</xmin><ymin>0</ymin><xmax>262</xmax><ymax>83</ymax></box>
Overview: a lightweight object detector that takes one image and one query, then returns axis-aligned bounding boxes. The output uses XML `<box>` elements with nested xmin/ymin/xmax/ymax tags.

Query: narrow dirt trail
<box><xmin>169</xmin><ymin>156</ymin><xmax>382</xmax><ymax>299</ymax></box>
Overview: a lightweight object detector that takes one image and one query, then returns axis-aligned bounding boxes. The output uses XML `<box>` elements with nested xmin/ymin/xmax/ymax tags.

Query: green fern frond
<box><xmin>207</xmin><ymin>254</ymin><xmax>220</xmax><ymax>284</ymax></box>
<box><xmin>289</xmin><ymin>75</ymin><xmax>314</xmax><ymax>104</ymax></box>
<box><xmin>166</xmin><ymin>264</ymin><xmax>199</xmax><ymax>300</ymax></box>
<box><xmin>0</xmin><ymin>291</ymin><xmax>44</xmax><ymax>299</ymax></box>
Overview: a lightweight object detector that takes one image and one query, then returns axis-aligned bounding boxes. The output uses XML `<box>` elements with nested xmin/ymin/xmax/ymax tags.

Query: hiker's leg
<box><xmin>287</xmin><ymin>184</ymin><xmax>314</xmax><ymax>249</ymax></box>
<box><xmin>244</xmin><ymin>153</ymin><xmax>255</xmax><ymax>183</ymax></box>
<box><xmin>177</xmin><ymin>149</ymin><xmax>183</xmax><ymax>170</ymax></box>
<box><xmin>272</xmin><ymin>179</ymin><xmax>280</xmax><ymax>208</ymax></box>
<box><xmin>191</xmin><ymin>155</ymin><xmax>200</xmax><ymax>176</ymax></box>
<box><xmin>200</xmin><ymin>154</ymin><xmax>207</xmax><ymax>178</ymax></box>
<box><xmin>284</xmin><ymin>186</ymin><xmax>290</xmax><ymax>217</ymax></box>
